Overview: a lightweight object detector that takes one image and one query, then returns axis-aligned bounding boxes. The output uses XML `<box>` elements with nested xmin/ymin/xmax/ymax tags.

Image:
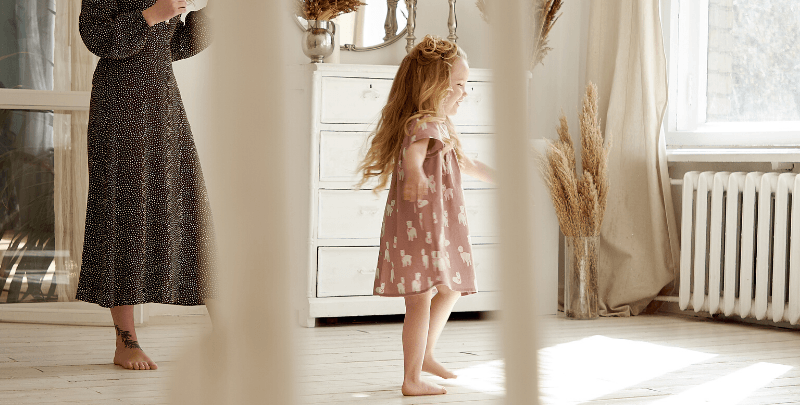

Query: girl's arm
<box><xmin>461</xmin><ymin>156</ymin><xmax>496</xmax><ymax>184</ymax></box>
<box><xmin>402</xmin><ymin>139</ymin><xmax>432</xmax><ymax>201</ymax></box>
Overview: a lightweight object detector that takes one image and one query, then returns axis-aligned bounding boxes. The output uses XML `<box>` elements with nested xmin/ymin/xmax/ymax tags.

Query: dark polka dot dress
<box><xmin>75</xmin><ymin>0</ymin><xmax>217</xmax><ymax>308</ymax></box>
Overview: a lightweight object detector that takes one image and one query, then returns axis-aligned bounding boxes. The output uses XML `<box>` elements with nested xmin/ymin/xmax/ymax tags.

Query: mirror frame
<box><xmin>294</xmin><ymin>0</ymin><xmax>417</xmax><ymax>52</ymax></box>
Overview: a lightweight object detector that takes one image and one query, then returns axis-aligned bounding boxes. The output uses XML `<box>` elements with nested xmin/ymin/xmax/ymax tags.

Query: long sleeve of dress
<box><xmin>79</xmin><ymin>0</ymin><xmax>152</xmax><ymax>60</ymax></box>
<box><xmin>170</xmin><ymin>10</ymin><xmax>211</xmax><ymax>62</ymax></box>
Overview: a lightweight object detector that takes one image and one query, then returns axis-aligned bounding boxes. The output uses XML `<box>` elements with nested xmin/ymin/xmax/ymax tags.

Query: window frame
<box><xmin>663</xmin><ymin>0</ymin><xmax>800</xmax><ymax>151</ymax></box>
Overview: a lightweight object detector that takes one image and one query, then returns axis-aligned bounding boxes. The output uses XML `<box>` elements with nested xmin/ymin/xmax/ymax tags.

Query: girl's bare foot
<box><xmin>422</xmin><ymin>357</ymin><xmax>457</xmax><ymax>379</ymax></box>
<box><xmin>113</xmin><ymin>325</ymin><xmax>158</xmax><ymax>370</ymax></box>
<box><xmin>401</xmin><ymin>379</ymin><xmax>447</xmax><ymax>396</ymax></box>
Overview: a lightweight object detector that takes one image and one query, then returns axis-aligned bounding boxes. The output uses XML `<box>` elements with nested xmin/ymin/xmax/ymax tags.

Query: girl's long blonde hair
<box><xmin>357</xmin><ymin>35</ymin><xmax>468</xmax><ymax>192</ymax></box>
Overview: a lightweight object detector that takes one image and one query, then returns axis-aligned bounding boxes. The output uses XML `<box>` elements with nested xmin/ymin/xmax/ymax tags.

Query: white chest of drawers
<box><xmin>298</xmin><ymin>64</ymin><xmax>501</xmax><ymax>327</ymax></box>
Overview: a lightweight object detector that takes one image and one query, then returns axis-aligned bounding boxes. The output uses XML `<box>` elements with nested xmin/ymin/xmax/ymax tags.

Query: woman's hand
<box><xmin>402</xmin><ymin>138</ymin><xmax>430</xmax><ymax>202</ymax></box>
<box><xmin>142</xmin><ymin>0</ymin><xmax>187</xmax><ymax>26</ymax></box>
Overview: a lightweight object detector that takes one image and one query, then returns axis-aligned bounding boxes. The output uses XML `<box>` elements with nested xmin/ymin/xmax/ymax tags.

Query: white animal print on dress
<box><xmin>443</xmin><ymin>210</ymin><xmax>449</xmax><ymax>227</ymax></box>
<box><xmin>412</xmin><ymin>273</ymin><xmax>422</xmax><ymax>292</ymax></box>
<box><xmin>444</xmin><ymin>187</ymin><xmax>454</xmax><ymax>201</ymax></box>
<box><xmin>458</xmin><ymin>246</ymin><xmax>472</xmax><ymax>265</ymax></box>
<box><xmin>431</xmin><ymin>251</ymin><xmax>440</xmax><ymax>271</ymax></box>
<box><xmin>428</xmin><ymin>277</ymin><xmax>434</xmax><ymax>288</ymax></box>
<box><xmin>426</xmin><ymin>232</ymin><xmax>433</xmax><ymax>244</ymax></box>
<box><xmin>386</xmin><ymin>200</ymin><xmax>396</xmax><ymax>216</ymax></box>
<box><xmin>438</xmin><ymin>232</ymin><xmax>451</xmax><ymax>249</ymax></box>
<box><xmin>390</xmin><ymin>264</ymin><xmax>395</xmax><ymax>282</ymax></box>
<box><xmin>427</xmin><ymin>175</ymin><xmax>436</xmax><ymax>193</ymax></box>
<box><xmin>401</xmin><ymin>250</ymin><xmax>412</xmax><ymax>267</ymax></box>
<box><xmin>375</xmin><ymin>266</ymin><xmax>380</xmax><ymax>280</ymax></box>
<box><xmin>399</xmin><ymin>168</ymin><xmax>404</xmax><ymax>181</ymax></box>
<box><xmin>384</xmin><ymin>242</ymin><xmax>390</xmax><ymax>262</ymax></box>
<box><xmin>452</xmin><ymin>272</ymin><xmax>462</xmax><ymax>284</ymax></box>
<box><xmin>375</xmin><ymin>283</ymin><xmax>385</xmax><ymax>294</ymax></box>
<box><xmin>458</xmin><ymin>205</ymin><xmax>467</xmax><ymax>226</ymax></box>
<box><xmin>397</xmin><ymin>277</ymin><xmax>406</xmax><ymax>294</ymax></box>
<box><xmin>411</xmin><ymin>135</ymin><xmax>417</xmax><ymax>143</ymax></box>
<box><xmin>433</xmin><ymin>212</ymin><xmax>438</xmax><ymax>224</ymax></box>
<box><xmin>443</xmin><ymin>251</ymin><xmax>451</xmax><ymax>269</ymax></box>
<box><xmin>419</xmin><ymin>213</ymin><xmax>423</xmax><ymax>227</ymax></box>
<box><xmin>421</xmin><ymin>249</ymin><xmax>429</xmax><ymax>269</ymax></box>
<box><xmin>381</xmin><ymin>222</ymin><xmax>385</xmax><ymax>238</ymax></box>
<box><xmin>417</xmin><ymin>200</ymin><xmax>429</xmax><ymax>208</ymax></box>
<box><xmin>406</xmin><ymin>221</ymin><xmax>418</xmax><ymax>241</ymax></box>
<box><xmin>393</xmin><ymin>236</ymin><xmax>397</xmax><ymax>249</ymax></box>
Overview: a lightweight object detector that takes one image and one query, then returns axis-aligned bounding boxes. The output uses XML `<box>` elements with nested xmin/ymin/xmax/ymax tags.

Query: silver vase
<box><xmin>302</xmin><ymin>20</ymin><xmax>335</xmax><ymax>63</ymax></box>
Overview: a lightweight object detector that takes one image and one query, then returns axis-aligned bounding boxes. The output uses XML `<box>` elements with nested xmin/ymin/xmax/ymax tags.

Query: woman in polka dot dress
<box><xmin>76</xmin><ymin>0</ymin><xmax>216</xmax><ymax>370</ymax></box>
<box><xmin>358</xmin><ymin>36</ymin><xmax>495</xmax><ymax>396</ymax></box>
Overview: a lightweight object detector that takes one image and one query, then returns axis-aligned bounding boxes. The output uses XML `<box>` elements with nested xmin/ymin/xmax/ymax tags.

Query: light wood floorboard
<box><xmin>1</xmin><ymin>312</ymin><xmax>800</xmax><ymax>404</ymax></box>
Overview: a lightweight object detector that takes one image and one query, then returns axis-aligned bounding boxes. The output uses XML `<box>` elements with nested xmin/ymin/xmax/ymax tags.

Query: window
<box><xmin>664</xmin><ymin>0</ymin><xmax>800</xmax><ymax>148</ymax></box>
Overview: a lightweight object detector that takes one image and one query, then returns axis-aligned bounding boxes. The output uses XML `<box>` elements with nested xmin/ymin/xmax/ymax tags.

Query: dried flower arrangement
<box><xmin>540</xmin><ymin>82</ymin><xmax>612</xmax><ymax>238</ymax></box>
<box><xmin>475</xmin><ymin>0</ymin><xmax>563</xmax><ymax>69</ymax></box>
<box><xmin>296</xmin><ymin>0</ymin><xmax>365</xmax><ymax>21</ymax></box>
<box><xmin>540</xmin><ymin>82</ymin><xmax>610</xmax><ymax>319</ymax></box>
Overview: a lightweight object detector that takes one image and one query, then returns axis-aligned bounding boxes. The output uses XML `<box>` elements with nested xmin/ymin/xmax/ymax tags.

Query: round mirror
<box><xmin>296</xmin><ymin>1</ymin><xmax>408</xmax><ymax>51</ymax></box>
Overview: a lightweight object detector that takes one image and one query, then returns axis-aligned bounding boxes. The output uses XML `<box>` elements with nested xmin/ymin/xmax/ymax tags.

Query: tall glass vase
<box><xmin>564</xmin><ymin>235</ymin><xmax>599</xmax><ymax>319</ymax></box>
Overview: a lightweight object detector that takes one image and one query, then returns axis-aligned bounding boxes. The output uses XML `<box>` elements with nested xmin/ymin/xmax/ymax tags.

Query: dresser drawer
<box><xmin>319</xmin><ymin>131</ymin><xmax>495</xmax><ymax>187</ymax></box>
<box><xmin>320</xmin><ymin>77</ymin><xmax>393</xmax><ymax>124</ymax></box>
<box><xmin>472</xmin><ymin>244</ymin><xmax>499</xmax><ymax>291</ymax></box>
<box><xmin>319</xmin><ymin>131</ymin><xmax>369</xmax><ymax>183</ymax></box>
<box><xmin>318</xmin><ymin>189</ymin><xmax>497</xmax><ymax>239</ymax></box>
<box><xmin>317</xmin><ymin>247</ymin><xmax>378</xmax><ymax>297</ymax></box>
<box><xmin>451</xmin><ymin>81</ymin><xmax>493</xmax><ymax>127</ymax></box>
<box><xmin>318</xmin><ymin>190</ymin><xmax>388</xmax><ymax>239</ymax></box>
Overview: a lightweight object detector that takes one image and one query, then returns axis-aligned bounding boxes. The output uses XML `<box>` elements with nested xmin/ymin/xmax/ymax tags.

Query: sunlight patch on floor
<box><xmin>440</xmin><ymin>335</ymin><xmax>717</xmax><ymax>402</ymax></box>
<box><xmin>434</xmin><ymin>359</ymin><xmax>506</xmax><ymax>395</ymax></box>
<box><xmin>650</xmin><ymin>362</ymin><xmax>792</xmax><ymax>405</ymax></box>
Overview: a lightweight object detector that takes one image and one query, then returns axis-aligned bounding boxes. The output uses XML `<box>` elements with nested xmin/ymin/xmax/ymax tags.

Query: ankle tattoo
<box><xmin>114</xmin><ymin>325</ymin><xmax>142</xmax><ymax>349</ymax></box>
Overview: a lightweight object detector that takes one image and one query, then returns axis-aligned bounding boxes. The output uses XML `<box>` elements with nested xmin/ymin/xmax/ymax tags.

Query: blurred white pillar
<box><xmin>171</xmin><ymin>1</ymin><xmax>297</xmax><ymax>404</ymax></box>
<box><xmin>488</xmin><ymin>0</ymin><xmax>541</xmax><ymax>404</ymax></box>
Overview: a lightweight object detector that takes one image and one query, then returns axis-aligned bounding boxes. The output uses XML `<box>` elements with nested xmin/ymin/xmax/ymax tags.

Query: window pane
<box><xmin>707</xmin><ymin>0</ymin><xmax>800</xmax><ymax>122</ymax></box>
<box><xmin>0</xmin><ymin>0</ymin><xmax>56</xmax><ymax>91</ymax></box>
<box><xmin>0</xmin><ymin>109</ymin><xmax>57</xmax><ymax>303</ymax></box>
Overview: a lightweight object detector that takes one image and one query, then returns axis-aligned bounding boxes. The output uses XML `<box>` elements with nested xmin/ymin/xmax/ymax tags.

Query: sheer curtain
<box><xmin>52</xmin><ymin>0</ymin><xmax>95</xmax><ymax>301</ymax></box>
<box><xmin>585</xmin><ymin>0</ymin><xmax>680</xmax><ymax>316</ymax></box>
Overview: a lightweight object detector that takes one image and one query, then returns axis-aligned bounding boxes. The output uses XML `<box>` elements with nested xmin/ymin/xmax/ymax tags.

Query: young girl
<box><xmin>359</xmin><ymin>36</ymin><xmax>495</xmax><ymax>396</ymax></box>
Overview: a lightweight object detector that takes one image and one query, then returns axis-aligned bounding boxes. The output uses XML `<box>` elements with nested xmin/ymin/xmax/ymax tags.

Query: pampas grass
<box><xmin>475</xmin><ymin>0</ymin><xmax>563</xmax><ymax>69</ymax></box>
<box><xmin>540</xmin><ymin>82</ymin><xmax>612</xmax><ymax>237</ymax></box>
<box><xmin>531</xmin><ymin>0</ymin><xmax>563</xmax><ymax>68</ymax></box>
<box><xmin>296</xmin><ymin>0</ymin><xmax>365</xmax><ymax>21</ymax></box>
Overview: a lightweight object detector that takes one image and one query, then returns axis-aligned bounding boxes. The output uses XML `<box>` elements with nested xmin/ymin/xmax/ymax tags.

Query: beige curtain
<box><xmin>585</xmin><ymin>0</ymin><xmax>679</xmax><ymax>316</ymax></box>
<box><xmin>53</xmin><ymin>0</ymin><xmax>95</xmax><ymax>301</ymax></box>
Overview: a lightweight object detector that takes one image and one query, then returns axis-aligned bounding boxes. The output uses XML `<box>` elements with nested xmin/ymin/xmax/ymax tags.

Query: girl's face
<box><xmin>441</xmin><ymin>57</ymin><xmax>470</xmax><ymax>117</ymax></box>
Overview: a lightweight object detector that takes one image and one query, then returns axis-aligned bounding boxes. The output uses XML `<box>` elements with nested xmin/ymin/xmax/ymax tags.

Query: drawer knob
<box><xmin>362</xmin><ymin>89</ymin><xmax>380</xmax><ymax>100</ymax></box>
<box><xmin>359</xmin><ymin>206</ymin><xmax>380</xmax><ymax>215</ymax></box>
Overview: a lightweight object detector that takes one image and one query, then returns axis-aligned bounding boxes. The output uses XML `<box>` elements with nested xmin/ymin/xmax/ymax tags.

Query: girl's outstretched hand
<box><xmin>142</xmin><ymin>0</ymin><xmax>187</xmax><ymax>26</ymax></box>
<box><xmin>403</xmin><ymin>169</ymin><xmax>428</xmax><ymax>202</ymax></box>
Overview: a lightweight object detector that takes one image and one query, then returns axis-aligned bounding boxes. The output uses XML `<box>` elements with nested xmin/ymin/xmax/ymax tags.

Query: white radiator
<box><xmin>680</xmin><ymin>171</ymin><xmax>800</xmax><ymax>324</ymax></box>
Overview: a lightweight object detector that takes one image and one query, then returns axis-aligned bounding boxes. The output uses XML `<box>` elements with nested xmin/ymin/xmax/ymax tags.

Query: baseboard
<box><xmin>146</xmin><ymin>303</ymin><xmax>207</xmax><ymax>316</ymax></box>
<box><xmin>0</xmin><ymin>302</ymin><xmax>146</xmax><ymax>326</ymax></box>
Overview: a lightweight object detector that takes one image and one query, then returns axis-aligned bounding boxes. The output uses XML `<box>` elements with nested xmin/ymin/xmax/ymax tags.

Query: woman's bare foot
<box><xmin>401</xmin><ymin>379</ymin><xmax>447</xmax><ymax>396</ymax></box>
<box><xmin>114</xmin><ymin>347</ymin><xmax>158</xmax><ymax>370</ymax></box>
<box><xmin>113</xmin><ymin>325</ymin><xmax>158</xmax><ymax>370</ymax></box>
<box><xmin>422</xmin><ymin>357</ymin><xmax>457</xmax><ymax>379</ymax></box>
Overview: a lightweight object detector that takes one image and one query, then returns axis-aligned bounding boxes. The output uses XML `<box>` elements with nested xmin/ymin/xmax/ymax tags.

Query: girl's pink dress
<box><xmin>374</xmin><ymin>118</ymin><xmax>477</xmax><ymax>297</ymax></box>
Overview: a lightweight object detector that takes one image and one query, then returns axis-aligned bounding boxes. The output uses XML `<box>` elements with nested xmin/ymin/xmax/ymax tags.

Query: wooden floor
<box><xmin>1</xmin><ymin>312</ymin><xmax>799</xmax><ymax>404</ymax></box>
